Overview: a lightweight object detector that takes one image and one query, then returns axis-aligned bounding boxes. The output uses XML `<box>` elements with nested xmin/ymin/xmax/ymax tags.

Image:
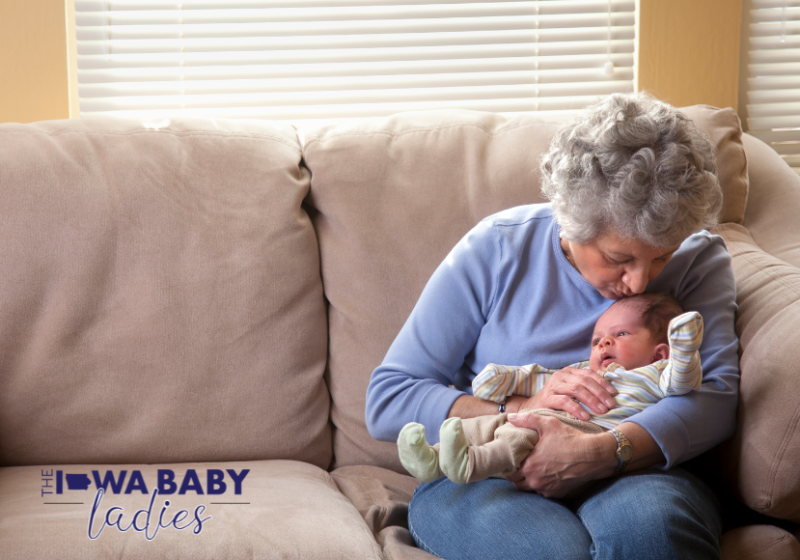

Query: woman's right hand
<box><xmin>505</xmin><ymin>366</ymin><xmax>618</xmax><ymax>420</ymax></box>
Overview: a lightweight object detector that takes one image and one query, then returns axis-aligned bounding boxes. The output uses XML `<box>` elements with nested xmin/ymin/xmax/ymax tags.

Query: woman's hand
<box><xmin>504</xmin><ymin>414</ymin><xmax>667</xmax><ymax>497</ymax></box>
<box><xmin>504</xmin><ymin>412</ymin><xmax>617</xmax><ymax>497</ymax></box>
<box><xmin>506</xmin><ymin>366</ymin><xmax>618</xmax><ymax>421</ymax></box>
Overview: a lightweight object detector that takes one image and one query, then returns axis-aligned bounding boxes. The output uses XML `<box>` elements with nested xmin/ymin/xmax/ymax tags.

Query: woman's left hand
<box><xmin>504</xmin><ymin>411</ymin><xmax>617</xmax><ymax>498</ymax></box>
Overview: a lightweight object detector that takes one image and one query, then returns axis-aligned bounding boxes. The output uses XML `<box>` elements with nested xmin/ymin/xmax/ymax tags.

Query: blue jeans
<box><xmin>408</xmin><ymin>468</ymin><xmax>722</xmax><ymax>560</ymax></box>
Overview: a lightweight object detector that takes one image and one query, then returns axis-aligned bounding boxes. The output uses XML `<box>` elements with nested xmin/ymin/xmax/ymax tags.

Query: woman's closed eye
<box><xmin>605</xmin><ymin>255</ymin><xmax>629</xmax><ymax>266</ymax></box>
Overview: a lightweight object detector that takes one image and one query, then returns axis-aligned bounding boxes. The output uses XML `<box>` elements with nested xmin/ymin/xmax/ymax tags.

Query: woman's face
<box><xmin>562</xmin><ymin>231</ymin><xmax>681</xmax><ymax>300</ymax></box>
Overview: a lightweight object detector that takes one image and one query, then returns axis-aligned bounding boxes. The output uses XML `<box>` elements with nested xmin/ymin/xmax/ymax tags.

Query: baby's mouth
<box><xmin>601</xmin><ymin>354</ymin><xmax>615</xmax><ymax>367</ymax></box>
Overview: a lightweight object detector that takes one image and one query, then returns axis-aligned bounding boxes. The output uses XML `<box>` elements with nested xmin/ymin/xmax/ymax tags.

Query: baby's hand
<box><xmin>512</xmin><ymin>366</ymin><xmax>617</xmax><ymax>421</ymax></box>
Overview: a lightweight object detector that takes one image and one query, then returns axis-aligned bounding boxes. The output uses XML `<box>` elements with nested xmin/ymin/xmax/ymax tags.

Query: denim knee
<box><xmin>409</xmin><ymin>477</ymin><xmax>593</xmax><ymax>560</ymax></box>
<box><xmin>576</xmin><ymin>469</ymin><xmax>722</xmax><ymax>560</ymax></box>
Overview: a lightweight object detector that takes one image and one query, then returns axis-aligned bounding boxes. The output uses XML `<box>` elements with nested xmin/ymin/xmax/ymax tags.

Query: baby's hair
<box><xmin>611</xmin><ymin>293</ymin><xmax>684</xmax><ymax>343</ymax></box>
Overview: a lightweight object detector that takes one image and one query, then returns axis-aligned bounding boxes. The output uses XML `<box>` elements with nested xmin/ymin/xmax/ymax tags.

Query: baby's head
<box><xmin>589</xmin><ymin>293</ymin><xmax>684</xmax><ymax>372</ymax></box>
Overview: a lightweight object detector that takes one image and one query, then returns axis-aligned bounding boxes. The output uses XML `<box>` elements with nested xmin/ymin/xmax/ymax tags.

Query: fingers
<box><xmin>505</xmin><ymin>463</ymin><xmax>535</xmax><ymax>492</ymax></box>
<box><xmin>506</xmin><ymin>409</ymin><xmax>546</xmax><ymax>430</ymax></box>
<box><xmin>562</xmin><ymin>366</ymin><xmax>617</xmax><ymax>399</ymax></box>
<box><xmin>541</xmin><ymin>367</ymin><xmax>617</xmax><ymax>419</ymax></box>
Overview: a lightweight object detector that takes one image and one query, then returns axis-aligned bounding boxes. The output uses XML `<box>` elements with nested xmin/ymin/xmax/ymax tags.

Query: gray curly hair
<box><xmin>541</xmin><ymin>92</ymin><xmax>723</xmax><ymax>248</ymax></box>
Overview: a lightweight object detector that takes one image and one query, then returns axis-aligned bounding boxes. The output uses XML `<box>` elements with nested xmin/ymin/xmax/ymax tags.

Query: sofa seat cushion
<box><xmin>720</xmin><ymin>525</ymin><xmax>800</xmax><ymax>560</ymax></box>
<box><xmin>0</xmin><ymin>460</ymin><xmax>382</xmax><ymax>559</ymax></box>
<box><xmin>0</xmin><ymin>117</ymin><xmax>330</xmax><ymax>468</ymax></box>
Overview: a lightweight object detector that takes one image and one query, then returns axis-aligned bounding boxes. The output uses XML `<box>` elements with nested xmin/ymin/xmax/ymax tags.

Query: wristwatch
<box><xmin>609</xmin><ymin>428</ymin><xmax>633</xmax><ymax>475</ymax></box>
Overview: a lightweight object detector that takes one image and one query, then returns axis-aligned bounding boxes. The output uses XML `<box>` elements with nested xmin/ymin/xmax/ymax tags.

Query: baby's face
<box><xmin>589</xmin><ymin>303</ymin><xmax>661</xmax><ymax>372</ymax></box>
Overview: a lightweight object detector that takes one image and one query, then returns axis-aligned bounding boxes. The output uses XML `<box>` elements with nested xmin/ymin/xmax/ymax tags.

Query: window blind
<box><xmin>75</xmin><ymin>0</ymin><xmax>636</xmax><ymax>123</ymax></box>
<box><xmin>742</xmin><ymin>0</ymin><xmax>800</xmax><ymax>174</ymax></box>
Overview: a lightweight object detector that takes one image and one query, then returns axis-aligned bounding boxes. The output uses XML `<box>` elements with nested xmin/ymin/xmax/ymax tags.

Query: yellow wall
<box><xmin>0</xmin><ymin>0</ymin><xmax>78</xmax><ymax>123</ymax></box>
<box><xmin>1</xmin><ymin>0</ymin><xmax>743</xmax><ymax>123</ymax></box>
<box><xmin>636</xmin><ymin>0</ymin><xmax>742</xmax><ymax>111</ymax></box>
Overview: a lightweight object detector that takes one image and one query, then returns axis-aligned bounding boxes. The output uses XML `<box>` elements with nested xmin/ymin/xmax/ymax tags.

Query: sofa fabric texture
<box><xmin>0</xmin><ymin>105</ymin><xmax>797</xmax><ymax>559</ymax></box>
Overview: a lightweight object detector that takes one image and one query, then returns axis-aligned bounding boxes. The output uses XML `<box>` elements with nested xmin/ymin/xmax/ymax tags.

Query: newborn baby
<box><xmin>397</xmin><ymin>292</ymin><xmax>703</xmax><ymax>484</ymax></box>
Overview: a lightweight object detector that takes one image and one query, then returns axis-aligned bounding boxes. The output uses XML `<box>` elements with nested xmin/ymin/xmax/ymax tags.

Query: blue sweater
<box><xmin>366</xmin><ymin>204</ymin><xmax>739</xmax><ymax>468</ymax></box>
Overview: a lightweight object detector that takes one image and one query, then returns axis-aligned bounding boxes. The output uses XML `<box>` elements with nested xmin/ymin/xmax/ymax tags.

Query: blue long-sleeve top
<box><xmin>366</xmin><ymin>204</ymin><xmax>739</xmax><ymax>468</ymax></box>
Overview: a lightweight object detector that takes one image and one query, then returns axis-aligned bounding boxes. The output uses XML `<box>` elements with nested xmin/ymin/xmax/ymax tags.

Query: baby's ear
<box><xmin>652</xmin><ymin>343</ymin><xmax>670</xmax><ymax>362</ymax></box>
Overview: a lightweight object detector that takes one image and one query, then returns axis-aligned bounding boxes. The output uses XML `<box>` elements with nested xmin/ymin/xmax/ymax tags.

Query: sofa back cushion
<box><xmin>302</xmin><ymin>106</ymin><xmax>747</xmax><ymax>471</ymax></box>
<box><xmin>740</xmin><ymin>133</ymin><xmax>800</xmax><ymax>268</ymax></box>
<box><xmin>0</xmin><ymin>118</ymin><xmax>331</xmax><ymax>468</ymax></box>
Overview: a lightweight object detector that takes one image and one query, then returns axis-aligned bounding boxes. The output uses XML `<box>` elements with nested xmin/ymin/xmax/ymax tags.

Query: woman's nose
<box><xmin>622</xmin><ymin>267</ymin><xmax>649</xmax><ymax>294</ymax></box>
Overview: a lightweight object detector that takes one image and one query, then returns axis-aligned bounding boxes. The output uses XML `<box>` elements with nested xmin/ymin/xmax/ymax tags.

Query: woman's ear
<box><xmin>652</xmin><ymin>342</ymin><xmax>670</xmax><ymax>362</ymax></box>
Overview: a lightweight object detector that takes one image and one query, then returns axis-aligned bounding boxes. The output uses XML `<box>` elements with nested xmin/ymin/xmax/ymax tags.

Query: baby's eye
<box><xmin>617</xmin><ymin>331</ymin><xmax>629</xmax><ymax>337</ymax></box>
<box><xmin>592</xmin><ymin>338</ymin><xmax>600</xmax><ymax>346</ymax></box>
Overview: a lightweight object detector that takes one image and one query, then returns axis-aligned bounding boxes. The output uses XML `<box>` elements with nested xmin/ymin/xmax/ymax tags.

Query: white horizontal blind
<box><xmin>75</xmin><ymin>0</ymin><xmax>635</xmax><ymax>123</ymax></box>
<box><xmin>743</xmin><ymin>0</ymin><xmax>800</xmax><ymax>174</ymax></box>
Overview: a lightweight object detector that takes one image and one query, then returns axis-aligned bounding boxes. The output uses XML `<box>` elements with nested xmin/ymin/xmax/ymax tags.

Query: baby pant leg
<box><xmin>459</xmin><ymin>415</ymin><xmax>538</xmax><ymax>483</ymax></box>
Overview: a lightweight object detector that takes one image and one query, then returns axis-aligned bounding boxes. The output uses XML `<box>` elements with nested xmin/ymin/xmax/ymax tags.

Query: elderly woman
<box><xmin>365</xmin><ymin>92</ymin><xmax>738</xmax><ymax>559</ymax></box>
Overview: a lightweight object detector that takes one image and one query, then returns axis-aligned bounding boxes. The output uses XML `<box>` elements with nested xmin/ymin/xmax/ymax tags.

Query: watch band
<box><xmin>609</xmin><ymin>428</ymin><xmax>633</xmax><ymax>475</ymax></box>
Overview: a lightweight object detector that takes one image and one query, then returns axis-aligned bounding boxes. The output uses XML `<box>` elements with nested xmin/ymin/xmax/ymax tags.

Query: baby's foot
<box><xmin>439</xmin><ymin>417</ymin><xmax>470</xmax><ymax>484</ymax></box>
<box><xmin>397</xmin><ymin>423</ymin><xmax>441</xmax><ymax>482</ymax></box>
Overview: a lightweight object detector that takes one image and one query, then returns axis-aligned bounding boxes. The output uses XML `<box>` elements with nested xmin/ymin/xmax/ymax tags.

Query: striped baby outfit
<box><xmin>472</xmin><ymin>311</ymin><xmax>704</xmax><ymax>430</ymax></box>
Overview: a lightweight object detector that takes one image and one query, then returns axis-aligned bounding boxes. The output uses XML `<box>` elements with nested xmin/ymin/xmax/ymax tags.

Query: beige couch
<box><xmin>0</xmin><ymin>106</ymin><xmax>798</xmax><ymax>559</ymax></box>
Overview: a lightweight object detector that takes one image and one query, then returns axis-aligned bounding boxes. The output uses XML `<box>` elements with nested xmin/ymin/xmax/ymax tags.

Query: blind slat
<box><xmin>748</xmin><ymin>88</ymin><xmax>800</xmax><ymax>103</ymax></box>
<box><xmin>78</xmin><ymin>24</ymin><xmax>634</xmax><ymax>44</ymax></box>
<box><xmin>78</xmin><ymin>63</ymin><xmax>635</xmax><ymax>85</ymax></box>
<box><xmin>747</xmin><ymin>101</ymin><xmax>800</xmax><ymax>117</ymax></box>
<box><xmin>76</xmin><ymin>8</ymin><xmax>635</xmax><ymax>27</ymax></box>
<box><xmin>79</xmin><ymin>75</ymin><xmax>632</xmax><ymax>97</ymax></box>
<box><xmin>76</xmin><ymin>0</ymin><xmax>633</xmax><ymax>12</ymax></box>
<box><xmin>76</xmin><ymin>50</ymin><xmax>635</xmax><ymax>70</ymax></box>
<box><xmin>746</xmin><ymin>128</ymin><xmax>800</xmax><ymax>143</ymax></box>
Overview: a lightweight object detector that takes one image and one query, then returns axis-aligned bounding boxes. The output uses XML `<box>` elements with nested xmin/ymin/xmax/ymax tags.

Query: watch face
<box><xmin>619</xmin><ymin>445</ymin><xmax>633</xmax><ymax>462</ymax></box>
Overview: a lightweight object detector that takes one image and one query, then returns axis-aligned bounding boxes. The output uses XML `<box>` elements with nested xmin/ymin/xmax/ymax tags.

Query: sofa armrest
<box><xmin>716</xmin><ymin>223</ymin><xmax>800</xmax><ymax>522</ymax></box>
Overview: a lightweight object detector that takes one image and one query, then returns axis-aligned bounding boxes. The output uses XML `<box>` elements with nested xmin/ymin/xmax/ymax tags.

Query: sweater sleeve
<box><xmin>625</xmin><ymin>234</ymin><xmax>740</xmax><ymax>468</ymax></box>
<box><xmin>365</xmin><ymin>220</ymin><xmax>501</xmax><ymax>443</ymax></box>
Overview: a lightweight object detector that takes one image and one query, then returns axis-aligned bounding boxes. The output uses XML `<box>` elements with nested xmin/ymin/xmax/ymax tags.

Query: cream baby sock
<box><xmin>438</xmin><ymin>417</ymin><xmax>471</xmax><ymax>484</ymax></box>
<box><xmin>397</xmin><ymin>423</ymin><xmax>441</xmax><ymax>483</ymax></box>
